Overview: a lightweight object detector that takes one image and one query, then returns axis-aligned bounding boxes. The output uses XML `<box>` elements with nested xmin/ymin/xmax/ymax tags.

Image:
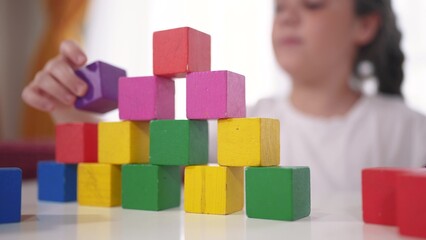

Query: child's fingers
<box><xmin>34</xmin><ymin>71</ymin><xmax>77</xmax><ymax>106</ymax></box>
<box><xmin>22</xmin><ymin>85</ymin><xmax>56</xmax><ymax>112</ymax></box>
<box><xmin>59</xmin><ymin>40</ymin><xmax>87</xmax><ymax>68</ymax></box>
<box><xmin>44</xmin><ymin>58</ymin><xmax>88</xmax><ymax>97</ymax></box>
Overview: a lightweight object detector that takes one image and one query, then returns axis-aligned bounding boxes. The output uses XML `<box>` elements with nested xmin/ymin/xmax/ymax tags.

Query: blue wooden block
<box><xmin>0</xmin><ymin>168</ymin><xmax>22</xmax><ymax>224</ymax></box>
<box><xmin>37</xmin><ymin>161</ymin><xmax>77</xmax><ymax>202</ymax></box>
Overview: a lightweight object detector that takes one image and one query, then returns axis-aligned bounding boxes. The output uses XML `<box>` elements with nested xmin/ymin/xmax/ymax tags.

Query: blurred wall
<box><xmin>394</xmin><ymin>0</ymin><xmax>426</xmax><ymax>114</ymax></box>
<box><xmin>0</xmin><ymin>0</ymin><xmax>44</xmax><ymax>140</ymax></box>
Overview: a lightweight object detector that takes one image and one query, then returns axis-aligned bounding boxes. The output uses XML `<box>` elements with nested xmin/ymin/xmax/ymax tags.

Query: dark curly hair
<box><xmin>355</xmin><ymin>0</ymin><xmax>405</xmax><ymax>96</ymax></box>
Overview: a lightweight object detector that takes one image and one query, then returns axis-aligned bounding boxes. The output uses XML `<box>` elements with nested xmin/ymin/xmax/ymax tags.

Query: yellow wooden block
<box><xmin>218</xmin><ymin>118</ymin><xmax>280</xmax><ymax>166</ymax></box>
<box><xmin>99</xmin><ymin>121</ymin><xmax>149</xmax><ymax>164</ymax></box>
<box><xmin>184</xmin><ymin>165</ymin><xmax>244</xmax><ymax>215</ymax></box>
<box><xmin>77</xmin><ymin>163</ymin><xmax>121</xmax><ymax>207</ymax></box>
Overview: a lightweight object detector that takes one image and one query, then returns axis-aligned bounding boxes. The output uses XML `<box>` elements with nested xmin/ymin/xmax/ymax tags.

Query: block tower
<box><xmin>38</xmin><ymin>61</ymin><xmax>126</xmax><ymax>204</ymax></box>
<box><xmin>36</xmin><ymin>26</ymin><xmax>311</xmax><ymax>222</ymax></box>
<box><xmin>119</xmin><ymin>27</ymin><xmax>211</xmax><ymax>211</ymax></box>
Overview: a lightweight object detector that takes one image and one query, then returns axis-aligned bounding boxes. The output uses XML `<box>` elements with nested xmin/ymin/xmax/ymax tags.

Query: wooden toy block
<box><xmin>119</xmin><ymin>76</ymin><xmax>175</xmax><ymax>120</ymax></box>
<box><xmin>77</xmin><ymin>163</ymin><xmax>121</xmax><ymax>207</ymax></box>
<box><xmin>150</xmin><ymin>120</ymin><xmax>208</xmax><ymax>166</ymax></box>
<box><xmin>245</xmin><ymin>166</ymin><xmax>310</xmax><ymax>221</ymax></box>
<box><xmin>37</xmin><ymin>161</ymin><xmax>77</xmax><ymax>202</ymax></box>
<box><xmin>0</xmin><ymin>168</ymin><xmax>21</xmax><ymax>224</ymax></box>
<box><xmin>56</xmin><ymin>123</ymin><xmax>97</xmax><ymax>164</ymax></box>
<box><xmin>218</xmin><ymin>118</ymin><xmax>280</xmax><ymax>166</ymax></box>
<box><xmin>122</xmin><ymin>164</ymin><xmax>181</xmax><ymax>211</ymax></box>
<box><xmin>153</xmin><ymin>27</ymin><xmax>211</xmax><ymax>78</ymax></box>
<box><xmin>99</xmin><ymin>121</ymin><xmax>150</xmax><ymax>165</ymax></box>
<box><xmin>186</xmin><ymin>70</ymin><xmax>246</xmax><ymax>119</ymax></box>
<box><xmin>75</xmin><ymin>61</ymin><xmax>126</xmax><ymax>113</ymax></box>
<box><xmin>397</xmin><ymin>171</ymin><xmax>426</xmax><ymax>238</ymax></box>
<box><xmin>184</xmin><ymin>165</ymin><xmax>243</xmax><ymax>215</ymax></box>
<box><xmin>362</xmin><ymin>167</ymin><xmax>410</xmax><ymax>226</ymax></box>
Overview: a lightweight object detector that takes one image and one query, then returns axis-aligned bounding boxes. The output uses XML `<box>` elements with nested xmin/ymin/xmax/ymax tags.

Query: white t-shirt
<box><xmin>208</xmin><ymin>94</ymin><xmax>426</xmax><ymax>198</ymax></box>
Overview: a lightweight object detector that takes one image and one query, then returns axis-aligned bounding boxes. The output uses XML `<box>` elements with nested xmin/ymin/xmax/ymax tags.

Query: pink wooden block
<box><xmin>186</xmin><ymin>70</ymin><xmax>246</xmax><ymax>119</ymax></box>
<box><xmin>119</xmin><ymin>76</ymin><xmax>175</xmax><ymax>120</ymax></box>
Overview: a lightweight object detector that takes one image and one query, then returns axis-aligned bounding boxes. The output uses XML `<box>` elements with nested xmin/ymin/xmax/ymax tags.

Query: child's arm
<box><xmin>22</xmin><ymin>40</ymin><xmax>99</xmax><ymax>123</ymax></box>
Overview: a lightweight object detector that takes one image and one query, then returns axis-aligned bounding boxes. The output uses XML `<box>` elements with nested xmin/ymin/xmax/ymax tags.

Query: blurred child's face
<box><xmin>272</xmin><ymin>0</ymin><xmax>362</xmax><ymax>81</ymax></box>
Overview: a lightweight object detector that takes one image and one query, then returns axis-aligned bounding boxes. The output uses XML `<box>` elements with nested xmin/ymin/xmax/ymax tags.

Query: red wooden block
<box><xmin>153</xmin><ymin>27</ymin><xmax>211</xmax><ymax>78</ymax></box>
<box><xmin>397</xmin><ymin>171</ymin><xmax>426</xmax><ymax>238</ymax></box>
<box><xmin>362</xmin><ymin>167</ymin><xmax>410</xmax><ymax>226</ymax></box>
<box><xmin>56</xmin><ymin>123</ymin><xmax>98</xmax><ymax>163</ymax></box>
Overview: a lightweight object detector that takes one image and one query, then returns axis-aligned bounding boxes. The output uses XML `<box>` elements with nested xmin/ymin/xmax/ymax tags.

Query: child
<box><xmin>247</xmin><ymin>0</ymin><xmax>426</xmax><ymax>195</ymax></box>
<box><xmin>22</xmin><ymin>0</ymin><xmax>426</xmax><ymax>196</ymax></box>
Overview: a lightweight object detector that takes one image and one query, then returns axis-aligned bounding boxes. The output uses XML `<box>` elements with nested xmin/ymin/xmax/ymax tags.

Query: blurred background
<box><xmin>1</xmin><ymin>0</ymin><xmax>426</xmax><ymax>142</ymax></box>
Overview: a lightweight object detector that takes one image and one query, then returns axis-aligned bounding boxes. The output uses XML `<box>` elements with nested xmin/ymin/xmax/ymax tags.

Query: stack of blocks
<box><xmin>362</xmin><ymin>168</ymin><xmax>426</xmax><ymax>238</ymax></box>
<box><xmin>37</xmin><ymin>61</ymin><xmax>127</xmax><ymax>204</ymax></box>
<box><xmin>35</xmin><ymin>26</ymin><xmax>311</xmax><ymax>221</ymax></box>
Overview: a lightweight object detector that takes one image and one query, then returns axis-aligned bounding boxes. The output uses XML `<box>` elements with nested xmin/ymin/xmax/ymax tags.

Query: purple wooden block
<box><xmin>75</xmin><ymin>61</ymin><xmax>126</xmax><ymax>113</ymax></box>
<box><xmin>186</xmin><ymin>70</ymin><xmax>246</xmax><ymax>119</ymax></box>
<box><xmin>119</xmin><ymin>76</ymin><xmax>175</xmax><ymax>120</ymax></box>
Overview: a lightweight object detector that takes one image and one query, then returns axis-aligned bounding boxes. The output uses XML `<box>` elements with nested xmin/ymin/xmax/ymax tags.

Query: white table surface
<box><xmin>0</xmin><ymin>180</ymin><xmax>420</xmax><ymax>240</ymax></box>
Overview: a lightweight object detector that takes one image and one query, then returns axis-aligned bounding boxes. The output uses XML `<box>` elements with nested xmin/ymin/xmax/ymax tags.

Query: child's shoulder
<box><xmin>365</xmin><ymin>94</ymin><xmax>424</xmax><ymax>118</ymax></box>
<box><xmin>364</xmin><ymin>94</ymin><xmax>426</xmax><ymax>129</ymax></box>
<box><xmin>365</xmin><ymin>94</ymin><xmax>426</xmax><ymax>167</ymax></box>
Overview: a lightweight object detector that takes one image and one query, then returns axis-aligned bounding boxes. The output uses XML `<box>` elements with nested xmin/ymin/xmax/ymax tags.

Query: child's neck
<box><xmin>290</xmin><ymin>76</ymin><xmax>361</xmax><ymax>118</ymax></box>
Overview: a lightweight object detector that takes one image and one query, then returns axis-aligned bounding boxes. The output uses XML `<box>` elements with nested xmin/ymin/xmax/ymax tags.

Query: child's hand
<box><xmin>22</xmin><ymin>40</ymin><xmax>88</xmax><ymax>112</ymax></box>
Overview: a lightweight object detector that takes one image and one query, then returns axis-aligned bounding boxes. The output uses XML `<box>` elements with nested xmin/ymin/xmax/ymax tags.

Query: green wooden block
<box><xmin>150</xmin><ymin>120</ymin><xmax>208</xmax><ymax>166</ymax></box>
<box><xmin>122</xmin><ymin>164</ymin><xmax>181</xmax><ymax>211</ymax></box>
<box><xmin>246</xmin><ymin>166</ymin><xmax>310</xmax><ymax>221</ymax></box>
